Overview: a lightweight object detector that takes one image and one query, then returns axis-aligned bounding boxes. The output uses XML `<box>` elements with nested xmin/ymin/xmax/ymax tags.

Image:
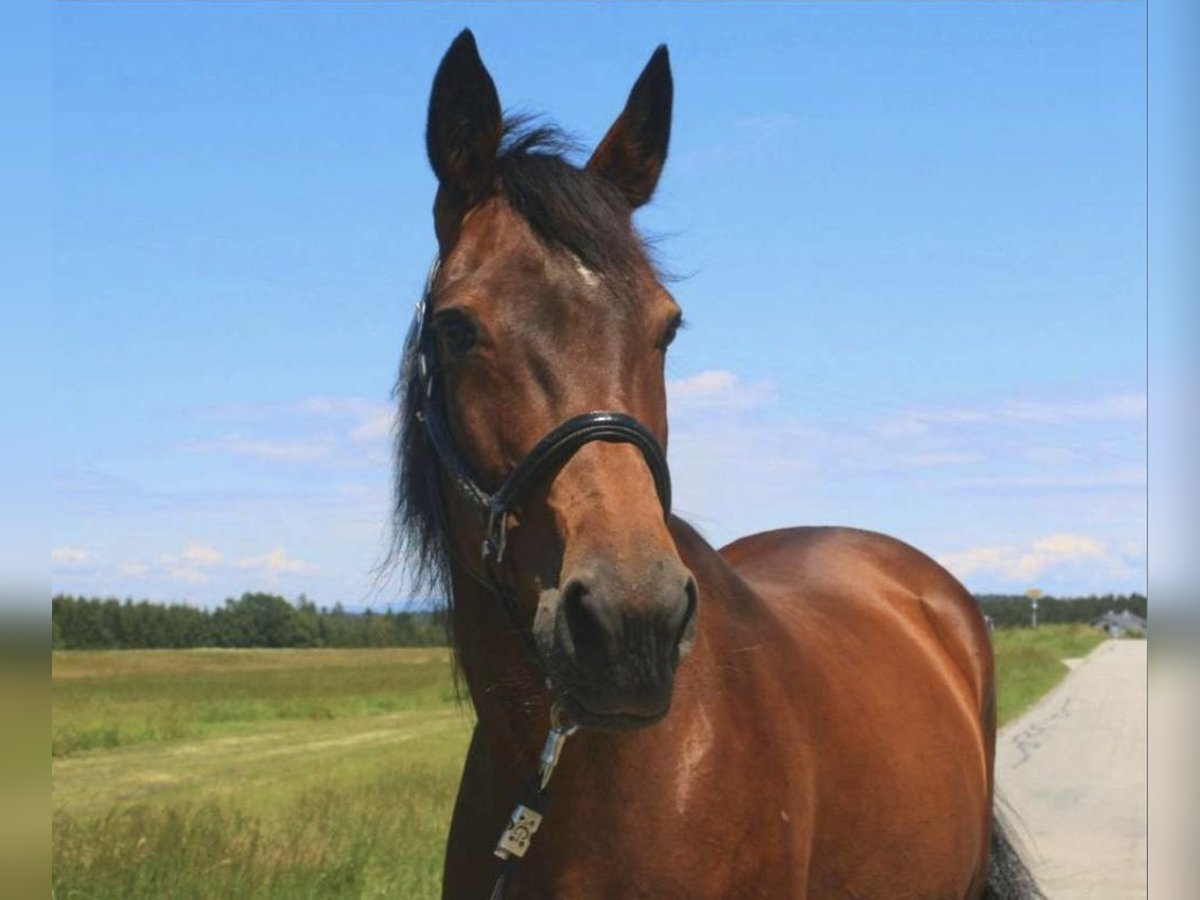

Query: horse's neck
<box><xmin>448</xmin><ymin>565</ymin><xmax>553</xmax><ymax>767</ymax></box>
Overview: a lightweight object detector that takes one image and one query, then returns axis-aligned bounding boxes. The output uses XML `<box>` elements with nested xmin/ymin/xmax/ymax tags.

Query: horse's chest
<box><xmin>522</xmin><ymin>795</ymin><xmax>806</xmax><ymax>899</ymax></box>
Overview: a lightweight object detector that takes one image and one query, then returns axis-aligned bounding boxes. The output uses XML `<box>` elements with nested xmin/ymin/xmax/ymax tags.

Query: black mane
<box><xmin>495</xmin><ymin>117</ymin><xmax>650</xmax><ymax>279</ymax></box>
<box><xmin>388</xmin><ymin>117</ymin><xmax>654</xmax><ymax>617</ymax></box>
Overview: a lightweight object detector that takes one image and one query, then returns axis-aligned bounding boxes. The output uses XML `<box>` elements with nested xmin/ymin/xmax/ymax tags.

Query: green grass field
<box><xmin>990</xmin><ymin>623</ymin><xmax>1106</xmax><ymax>726</ymax></box>
<box><xmin>53</xmin><ymin>649</ymin><xmax>472</xmax><ymax>899</ymax></box>
<box><xmin>52</xmin><ymin>626</ymin><xmax>1107</xmax><ymax>898</ymax></box>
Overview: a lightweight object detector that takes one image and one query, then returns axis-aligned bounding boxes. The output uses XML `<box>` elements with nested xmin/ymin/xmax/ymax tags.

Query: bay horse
<box><xmin>395</xmin><ymin>30</ymin><xmax>1041</xmax><ymax>899</ymax></box>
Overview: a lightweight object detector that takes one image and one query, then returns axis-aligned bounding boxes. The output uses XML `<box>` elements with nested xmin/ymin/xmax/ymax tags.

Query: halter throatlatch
<box><xmin>410</xmin><ymin>259</ymin><xmax>673</xmax><ymax>899</ymax></box>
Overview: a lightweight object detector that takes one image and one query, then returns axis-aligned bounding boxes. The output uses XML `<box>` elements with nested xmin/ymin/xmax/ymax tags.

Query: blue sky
<box><xmin>49</xmin><ymin>3</ymin><xmax>1147</xmax><ymax>606</ymax></box>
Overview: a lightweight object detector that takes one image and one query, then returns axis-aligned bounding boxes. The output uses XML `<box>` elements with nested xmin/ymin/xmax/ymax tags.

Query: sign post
<box><xmin>1025</xmin><ymin>588</ymin><xmax>1043</xmax><ymax>629</ymax></box>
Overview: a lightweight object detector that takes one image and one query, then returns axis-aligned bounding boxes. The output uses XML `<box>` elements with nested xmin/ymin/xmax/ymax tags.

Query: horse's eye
<box><xmin>433</xmin><ymin>310</ymin><xmax>478</xmax><ymax>358</ymax></box>
<box><xmin>659</xmin><ymin>313</ymin><xmax>684</xmax><ymax>351</ymax></box>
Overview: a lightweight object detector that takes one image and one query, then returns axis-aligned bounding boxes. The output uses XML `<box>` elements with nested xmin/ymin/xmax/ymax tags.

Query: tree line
<box><xmin>51</xmin><ymin>590</ymin><xmax>1147</xmax><ymax>651</ymax></box>
<box><xmin>976</xmin><ymin>592</ymin><xmax>1146</xmax><ymax>629</ymax></box>
<box><xmin>51</xmin><ymin>593</ymin><xmax>449</xmax><ymax>651</ymax></box>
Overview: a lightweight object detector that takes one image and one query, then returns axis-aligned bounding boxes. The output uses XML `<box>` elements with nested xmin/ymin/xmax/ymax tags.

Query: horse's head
<box><xmin>406</xmin><ymin>30</ymin><xmax>696</xmax><ymax>730</ymax></box>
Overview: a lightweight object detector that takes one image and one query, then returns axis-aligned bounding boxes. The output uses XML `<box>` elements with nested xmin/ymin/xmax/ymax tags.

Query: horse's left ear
<box><xmin>587</xmin><ymin>45</ymin><xmax>673</xmax><ymax>209</ymax></box>
<box><xmin>426</xmin><ymin>30</ymin><xmax>503</xmax><ymax>208</ymax></box>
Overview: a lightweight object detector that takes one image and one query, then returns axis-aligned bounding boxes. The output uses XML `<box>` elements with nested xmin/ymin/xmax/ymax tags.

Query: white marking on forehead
<box><xmin>570</xmin><ymin>253</ymin><xmax>600</xmax><ymax>289</ymax></box>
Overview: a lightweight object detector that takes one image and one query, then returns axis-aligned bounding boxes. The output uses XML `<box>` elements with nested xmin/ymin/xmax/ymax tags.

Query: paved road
<box><xmin>995</xmin><ymin>639</ymin><xmax>1147</xmax><ymax>899</ymax></box>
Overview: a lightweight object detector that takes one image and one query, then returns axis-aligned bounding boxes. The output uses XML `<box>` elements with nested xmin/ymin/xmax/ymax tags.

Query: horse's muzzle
<box><xmin>536</xmin><ymin>559</ymin><xmax>697</xmax><ymax>730</ymax></box>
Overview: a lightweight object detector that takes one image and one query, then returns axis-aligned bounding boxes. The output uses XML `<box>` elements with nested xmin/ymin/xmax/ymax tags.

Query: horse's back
<box><xmin>716</xmin><ymin>525</ymin><xmax>996</xmax><ymax>897</ymax></box>
<box><xmin>720</xmin><ymin>525</ymin><xmax>993</xmax><ymax>719</ymax></box>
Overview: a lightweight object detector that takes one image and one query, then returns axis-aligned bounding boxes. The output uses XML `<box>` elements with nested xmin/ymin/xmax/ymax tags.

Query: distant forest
<box><xmin>51</xmin><ymin>593</ymin><xmax>448</xmax><ymax>651</ymax></box>
<box><xmin>975</xmin><ymin>592</ymin><xmax>1146</xmax><ymax>629</ymax></box>
<box><xmin>50</xmin><ymin>591</ymin><xmax>1147</xmax><ymax>651</ymax></box>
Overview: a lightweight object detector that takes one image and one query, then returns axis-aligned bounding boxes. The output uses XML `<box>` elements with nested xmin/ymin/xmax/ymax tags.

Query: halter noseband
<box><xmin>412</xmin><ymin>260</ymin><xmax>673</xmax><ymax>566</ymax></box>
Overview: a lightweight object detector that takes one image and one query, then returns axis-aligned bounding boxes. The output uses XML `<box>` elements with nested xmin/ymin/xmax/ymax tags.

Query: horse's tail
<box><xmin>983</xmin><ymin>805</ymin><xmax>1043</xmax><ymax>899</ymax></box>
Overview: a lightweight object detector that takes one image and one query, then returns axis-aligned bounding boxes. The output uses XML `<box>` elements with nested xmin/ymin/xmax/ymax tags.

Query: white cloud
<box><xmin>937</xmin><ymin>532</ymin><xmax>1123</xmax><ymax>584</ymax></box>
<box><xmin>235</xmin><ymin>547</ymin><xmax>315</xmax><ymax>575</ymax></box>
<box><xmin>119</xmin><ymin>560</ymin><xmax>150</xmax><ymax>576</ymax></box>
<box><xmin>182</xmin><ymin>435</ymin><xmax>335</xmax><ymax>462</ymax></box>
<box><xmin>955</xmin><ymin>466</ymin><xmax>1146</xmax><ymax>490</ymax></box>
<box><xmin>998</xmin><ymin>392</ymin><xmax>1146</xmax><ymax>424</ymax></box>
<box><xmin>165</xmin><ymin>566</ymin><xmax>210</xmax><ymax>584</ymax></box>
<box><xmin>895</xmin><ymin>452</ymin><xmax>982</xmax><ymax>468</ymax></box>
<box><xmin>290</xmin><ymin>396</ymin><xmax>379</xmax><ymax>418</ymax></box>
<box><xmin>878</xmin><ymin>391</ymin><xmax>1146</xmax><ymax>438</ymax></box>
<box><xmin>877</xmin><ymin>408</ymin><xmax>989</xmax><ymax>438</ymax></box>
<box><xmin>159</xmin><ymin>542</ymin><xmax>223</xmax><ymax>584</ymax></box>
<box><xmin>935</xmin><ymin>545</ymin><xmax>1010</xmax><ymax>579</ymax></box>
<box><xmin>188</xmin><ymin>395</ymin><xmax>393</xmax><ymax>458</ymax></box>
<box><xmin>200</xmin><ymin>395</ymin><xmax>379</xmax><ymax>422</ymax></box>
<box><xmin>52</xmin><ymin>547</ymin><xmax>95</xmax><ymax>569</ymax></box>
<box><xmin>290</xmin><ymin>396</ymin><xmax>396</xmax><ymax>445</ymax></box>
<box><xmin>1022</xmin><ymin>445</ymin><xmax>1083</xmax><ymax>464</ymax></box>
<box><xmin>350</xmin><ymin>408</ymin><xmax>394</xmax><ymax>443</ymax></box>
<box><xmin>1120</xmin><ymin>539</ymin><xmax>1146</xmax><ymax>559</ymax></box>
<box><xmin>1014</xmin><ymin>533</ymin><xmax>1107</xmax><ymax>579</ymax></box>
<box><xmin>180</xmin><ymin>543</ymin><xmax>222</xmax><ymax>566</ymax></box>
<box><xmin>668</xmin><ymin>369</ymin><xmax>777</xmax><ymax>413</ymax></box>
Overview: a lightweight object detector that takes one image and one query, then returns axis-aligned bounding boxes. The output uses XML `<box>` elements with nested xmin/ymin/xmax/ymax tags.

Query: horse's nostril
<box><xmin>560</xmin><ymin>576</ymin><xmax>609</xmax><ymax>663</ymax></box>
<box><xmin>682</xmin><ymin>577</ymin><xmax>698</xmax><ymax>632</ymax></box>
<box><xmin>672</xmin><ymin>576</ymin><xmax>699</xmax><ymax>658</ymax></box>
<box><xmin>561</xmin><ymin>577</ymin><xmax>588</xmax><ymax>613</ymax></box>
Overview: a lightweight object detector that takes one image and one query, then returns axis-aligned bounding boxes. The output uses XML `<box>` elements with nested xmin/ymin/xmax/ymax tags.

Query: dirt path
<box><xmin>995</xmin><ymin>639</ymin><xmax>1146</xmax><ymax>899</ymax></box>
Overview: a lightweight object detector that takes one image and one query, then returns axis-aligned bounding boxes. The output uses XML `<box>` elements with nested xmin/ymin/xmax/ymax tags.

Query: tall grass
<box><xmin>991</xmin><ymin>624</ymin><xmax>1107</xmax><ymax>726</ymax></box>
<box><xmin>53</xmin><ymin>759</ymin><xmax>459</xmax><ymax>899</ymax></box>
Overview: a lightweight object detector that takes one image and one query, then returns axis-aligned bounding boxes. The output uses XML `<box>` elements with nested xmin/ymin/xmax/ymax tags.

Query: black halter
<box><xmin>412</xmin><ymin>261</ymin><xmax>673</xmax><ymax>569</ymax></box>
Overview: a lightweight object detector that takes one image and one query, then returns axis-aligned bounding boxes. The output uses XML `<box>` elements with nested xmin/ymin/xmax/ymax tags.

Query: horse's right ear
<box><xmin>587</xmin><ymin>45</ymin><xmax>673</xmax><ymax>209</ymax></box>
<box><xmin>426</xmin><ymin>30</ymin><xmax>503</xmax><ymax>209</ymax></box>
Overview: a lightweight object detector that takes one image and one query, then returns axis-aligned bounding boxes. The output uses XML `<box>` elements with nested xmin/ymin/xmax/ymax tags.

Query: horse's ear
<box><xmin>587</xmin><ymin>45</ymin><xmax>673</xmax><ymax>209</ymax></box>
<box><xmin>426</xmin><ymin>30</ymin><xmax>503</xmax><ymax>207</ymax></box>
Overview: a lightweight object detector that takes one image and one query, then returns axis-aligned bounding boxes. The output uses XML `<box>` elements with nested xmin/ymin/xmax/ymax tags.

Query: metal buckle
<box><xmin>539</xmin><ymin>701</ymin><xmax>579</xmax><ymax>789</ymax></box>
<box><xmin>482</xmin><ymin>504</ymin><xmax>509</xmax><ymax>563</ymax></box>
<box><xmin>413</xmin><ymin>295</ymin><xmax>434</xmax><ymax>400</ymax></box>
